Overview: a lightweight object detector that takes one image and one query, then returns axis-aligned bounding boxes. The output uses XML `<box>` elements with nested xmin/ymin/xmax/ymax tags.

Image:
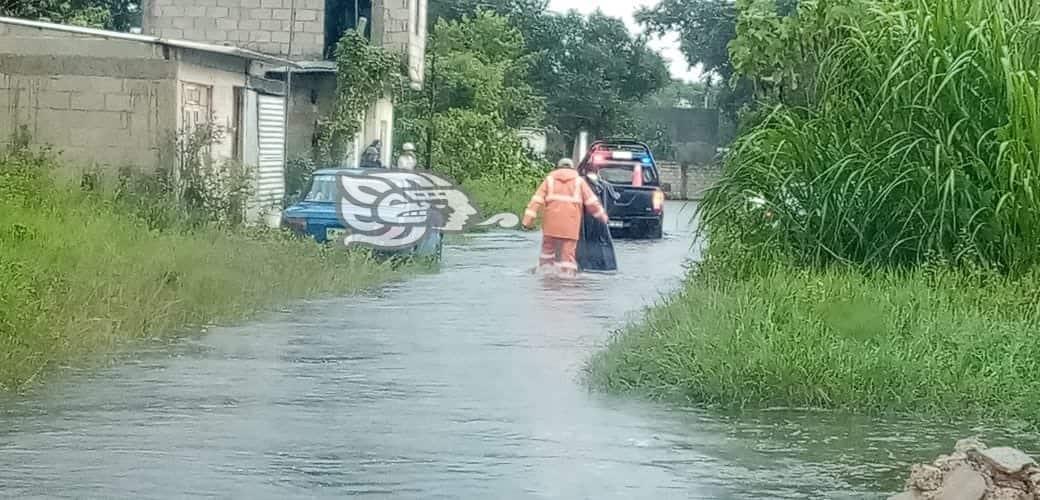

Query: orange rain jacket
<box><xmin>523</xmin><ymin>168</ymin><xmax>608</xmax><ymax>240</ymax></box>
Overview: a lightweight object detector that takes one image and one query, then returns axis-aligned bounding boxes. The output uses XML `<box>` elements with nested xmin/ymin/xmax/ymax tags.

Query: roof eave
<box><xmin>161</xmin><ymin>38</ymin><xmax>299</xmax><ymax>67</ymax></box>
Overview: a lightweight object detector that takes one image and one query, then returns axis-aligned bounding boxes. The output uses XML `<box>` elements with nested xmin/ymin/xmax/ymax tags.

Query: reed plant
<box><xmin>590</xmin><ymin>0</ymin><xmax>1040</xmax><ymax>420</ymax></box>
<box><xmin>702</xmin><ymin>0</ymin><xmax>1040</xmax><ymax>273</ymax></box>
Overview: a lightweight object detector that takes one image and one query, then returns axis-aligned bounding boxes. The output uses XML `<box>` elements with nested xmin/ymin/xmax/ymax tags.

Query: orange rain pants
<box><xmin>522</xmin><ymin>168</ymin><xmax>608</xmax><ymax>274</ymax></box>
<box><xmin>540</xmin><ymin>236</ymin><xmax>578</xmax><ymax>272</ymax></box>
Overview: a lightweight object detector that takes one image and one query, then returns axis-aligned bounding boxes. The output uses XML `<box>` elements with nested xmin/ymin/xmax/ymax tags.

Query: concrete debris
<box><xmin>888</xmin><ymin>440</ymin><xmax>1040</xmax><ymax>500</ymax></box>
<box><xmin>974</xmin><ymin>448</ymin><xmax>1037</xmax><ymax>476</ymax></box>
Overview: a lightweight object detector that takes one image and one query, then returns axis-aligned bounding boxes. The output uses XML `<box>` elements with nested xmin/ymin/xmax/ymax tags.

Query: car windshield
<box><xmin>597</xmin><ymin>162</ymin><xmax>656</xmax><ymax>185</ymax></box>
<box><xmin>304</xmin><ymin>175</ymin><xmax>338</xmax><ymax>202</ymax></box>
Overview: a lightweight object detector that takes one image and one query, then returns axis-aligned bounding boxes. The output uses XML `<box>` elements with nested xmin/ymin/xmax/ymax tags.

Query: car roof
<box><xmin>590</xmin><ymin>138</ymin><xmax>653</xmax><ymax>150</ymax></box>
<box><xmin>312</xmin><ymin>167</ymin><xmax>373</xmax><ymax>176</ymax></box>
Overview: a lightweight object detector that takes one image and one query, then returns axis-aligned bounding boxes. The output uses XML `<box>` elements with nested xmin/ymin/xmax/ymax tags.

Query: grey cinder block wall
<box><xmin>0</xmin><ymin>23</ymin><xmax>179</xmax><ymax>173</ymax></box>
<box><xmin>141</xmin><ymin>0</ymin><xmax>326</xmax><ymax>59</ymax></box>
<box><xmin>657</xmin><ymin>161</ymin><xmax>723</xmax><ymax>201</ymax></box>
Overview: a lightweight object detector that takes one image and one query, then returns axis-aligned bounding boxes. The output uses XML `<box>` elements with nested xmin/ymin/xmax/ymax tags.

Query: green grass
<box><xmin>703</xmin><ymin>0</ymin><xmax>1040</xmax><ymax>273</ymax></box>
<box><xmin>586</xmin><ymin>264</ymin><xmax>1040</xmax><ymax>421</ymax></box>
<box><xmin>0</xmin><ymin>155</ymin><xmax>404</xmax><ymax>391</ymax></box>
<box><xmin>463</xmin><ymin>174</ymin><xmax>540</xmax><ymax>221</ymax></box>
<box><xmin>590</xmin><ymin>0</ymin><xmax>1040</xmax><ymax>420</ymax></box>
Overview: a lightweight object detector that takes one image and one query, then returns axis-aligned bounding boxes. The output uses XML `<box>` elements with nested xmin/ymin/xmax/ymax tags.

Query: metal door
<box><xmin>255</xmin><ymin>93</ymin><xmax>286</xmax><ymax>210</ymax></box>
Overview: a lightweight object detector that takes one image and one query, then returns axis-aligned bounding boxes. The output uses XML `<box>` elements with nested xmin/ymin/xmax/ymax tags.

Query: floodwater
<box><xmin>1</xmin><ymin>201</ymin><xmax>1038</xmax><ymax>499</ymax></box>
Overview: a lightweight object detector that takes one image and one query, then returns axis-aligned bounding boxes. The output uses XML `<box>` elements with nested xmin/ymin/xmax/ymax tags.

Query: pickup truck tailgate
<box><xmin>609</xmin><ymin>186</ymin><xmax>657</xmax><ymax>217</ymax></box>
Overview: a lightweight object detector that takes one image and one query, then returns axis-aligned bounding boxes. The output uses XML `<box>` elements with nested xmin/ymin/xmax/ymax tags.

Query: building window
<box><xmin>325</xmin><ymin>0</ymin><xmax>372</xmax><ymax>59</ymax></box>
<box><xmin>181</xmin><ymin>81</ymin><xmax>214</xmax><ymax>159</ymax></box>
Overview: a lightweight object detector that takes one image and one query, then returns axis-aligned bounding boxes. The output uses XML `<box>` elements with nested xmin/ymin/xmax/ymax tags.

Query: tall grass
<box><xmin>591</xmin><ymin>0</ymin><xmax>1040</xmax><ymax>419</ymax></box>
<box><xmin>0</xmin><ymin>151</ymin><xmax>402</xmax><ymax>390</ymax></box>
<box><xmin>702</xmin><ymin>0</ymin><xmax>1040</xmax><ymax>273</ymax></box>
<box><xmin>586</xmin><ymin>264</ymin><xmax>1040</xmax><ymax>421</ymax></box>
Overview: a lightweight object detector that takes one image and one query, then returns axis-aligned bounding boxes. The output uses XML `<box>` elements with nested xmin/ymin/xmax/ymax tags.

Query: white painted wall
<box><xmin>174</xmin><ymin>49</ymin><xmax>251</xmax><ymax>162</ymax></box>
<box><xmin>362</xmin><ymin>95</ymin><xmax>394</xmax><ymax>167</ymax></box>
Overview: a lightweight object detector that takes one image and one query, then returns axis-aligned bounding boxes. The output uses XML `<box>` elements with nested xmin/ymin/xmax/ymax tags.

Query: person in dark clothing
<box><xmin>359</xmin><ymin>140</ymin><xmax>383</xmax><ymax>168</ymax></box>
<box><xmin>576</xmin><ymin>169</ymin><xmax>619</xmax><ymax>272</ymax></box>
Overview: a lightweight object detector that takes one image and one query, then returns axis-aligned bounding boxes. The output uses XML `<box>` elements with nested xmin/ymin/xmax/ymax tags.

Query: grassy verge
<box><xmin>1</xmin><ymin>156</ymin><xmax>405</xmax><ymax>390</ymax></box>
<box><xmin>587</xmin><ymin>0</ymin><xmax>1040</xmax><ymax>423</ymax></box>
<box><xmin>463</xmin><ymin>175</ymin><xmax>539</xmax><ymax>221</ymax></box>
<box><xmin>586</xmin><ymin>264</ymin><xmax>1040</xmax><ymax>421</ymax></box>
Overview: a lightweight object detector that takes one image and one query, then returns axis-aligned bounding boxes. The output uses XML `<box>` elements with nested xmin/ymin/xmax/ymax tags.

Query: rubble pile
<box><xmin>889</xmin><ymin>438</ymin><xmax>1040</xmax><ymax>500</ymax></box>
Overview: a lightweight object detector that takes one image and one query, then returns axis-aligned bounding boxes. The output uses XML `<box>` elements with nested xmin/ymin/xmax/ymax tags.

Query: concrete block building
<box><xmin>140</xmin><ymin>0</ymin><xmax>428</xmax><ymax>166</ymax></box>
<box><xmin>0</xmin><ymin>16</ymin><xmax>296</xmax><ymax>220</ymax></box>
<box><xmin>0</xmin><ymin>0</ymin><xmax>427</xmax><ymax>223</ymax></box>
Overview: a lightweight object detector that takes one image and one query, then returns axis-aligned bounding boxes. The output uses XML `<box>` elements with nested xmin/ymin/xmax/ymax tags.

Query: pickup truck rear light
<box><xmin>652</xmin><ymin>189</ymin><xmax>665</xmax><ymax>213</ymax></box>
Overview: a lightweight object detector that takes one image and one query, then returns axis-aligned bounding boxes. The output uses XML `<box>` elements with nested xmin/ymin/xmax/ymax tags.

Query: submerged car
<box><xmin>280</xmin><ymin>168</ymin><xmax>443</xmax><ymax>259</ymax></box>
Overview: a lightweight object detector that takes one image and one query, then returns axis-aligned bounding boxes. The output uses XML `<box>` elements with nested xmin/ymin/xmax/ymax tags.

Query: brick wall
<box><xmin>0</xmin><ymin>24</ymin><xmax>178</xmax><ymax>172</ymax></box>
<box><xmin>637</xmin><ymin>107</ymin><xmax>720</xmax><ymax>163</ymax></box>
<box><xmin>142</xmin><ymin>0</ymin><xmax>325</xmax><ymax>59</ymax></box>
<box><xmin>0</xmin><ymin>73</ymin><xmax>178</xmax><ymax>172</ymax></box>
<box><xmin>372</xmin><ymin>0</ymin><xmax>425</xmax><ymax>87</ymax></box>
<box><xmin>656</xmin><ymin>161</ymin><xmax>723</xmax><ymax>200</ymax></box>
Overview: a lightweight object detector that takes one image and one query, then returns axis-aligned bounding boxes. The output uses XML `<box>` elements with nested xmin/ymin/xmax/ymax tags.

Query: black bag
<box><xmin>576</xmin><ymin>176</ymin><xmax>618</xmax><ymax>272</ymax></box>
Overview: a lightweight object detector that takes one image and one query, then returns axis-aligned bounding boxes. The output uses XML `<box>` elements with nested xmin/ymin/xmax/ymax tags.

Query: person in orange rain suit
<box><xmin>522</xmin><ymin>158</ymin><xmax>609</xmax><ymax>276</ymax></box>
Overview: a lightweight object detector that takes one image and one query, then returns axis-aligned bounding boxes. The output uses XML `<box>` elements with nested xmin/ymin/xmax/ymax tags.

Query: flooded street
<box><xmin>2</xmin><ymin>201</ymin><xmax>1037</xmax><ymax>499</ymax></box>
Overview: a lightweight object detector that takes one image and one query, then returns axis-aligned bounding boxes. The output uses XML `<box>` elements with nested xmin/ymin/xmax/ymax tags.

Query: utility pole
<box><xmin>284</xmin><ymin>0</ymin><xmax>297</xmax><ymax>181</ymax></box>
<box><xmin>426</xmin><ymin>41</ymin><xmax>435</xmax><ymax>170</ymax></box>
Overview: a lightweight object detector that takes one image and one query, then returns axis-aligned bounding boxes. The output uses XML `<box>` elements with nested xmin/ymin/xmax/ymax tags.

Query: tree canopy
<box><xmin>427</xmin><ymin>1</ymin><xmax>670</xmax><ymax>142</ymax></box>
<box><xmin>514</xmin><ymin>10</ymin><xmax>671</xmax><ymax>140</ymax></box>
<box><xmin>394</xmin><ymin>10</ymin><xmax>547</xmax><ymax>183</ymax></box>
<box><xmin>636</xmin><ymin>0</ymin><xmax>799</xmax><ymax>126</ymax></box>
<box><xmin>424</xmin><ymin>10</ymin><xmax>543</xmax><ymax>128</ymax></box>
<box><xmin>636</xmin><ymin>0</ymin><xmax>738</xmax><ymax>80</ymax></box>
<box><xmin>1</xmin><ymin>0</ymin><xmax>138</xmax><ymax>30</ymax></box>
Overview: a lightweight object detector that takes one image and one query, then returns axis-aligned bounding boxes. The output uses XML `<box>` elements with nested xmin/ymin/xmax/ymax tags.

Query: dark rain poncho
<box><xmin>576</xmin><ymin>174</ymin><xmax>618</xmax><ymax>272</ymax></box>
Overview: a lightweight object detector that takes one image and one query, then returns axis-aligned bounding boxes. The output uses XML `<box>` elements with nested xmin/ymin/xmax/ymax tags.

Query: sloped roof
<box><xmin>0</xmin><ymin>16</ymin><xmax>299</xmax><ymax>67</ymax></box>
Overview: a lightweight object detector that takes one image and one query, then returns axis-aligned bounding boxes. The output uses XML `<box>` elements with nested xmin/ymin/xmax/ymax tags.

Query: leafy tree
<box><xmin>426</xmin><ymin>0</ymin><xmax>547</xmax><ymax>26</ymax></box>
<box><xmin>425</xmin><ymin>2</ymin><xmax>670</xmax><ymax>143</ymax></box>
<box><xmin>636</xmin><ymin>0</ymin><xmax>798</xmax><ymax>128</ymax></box>
<box><xmin>646</xmin><ymin>79</ymin><xmax>711</xmax><ymax>108</ymax></box>
<box><xmin>636</xmin><ymin>0</ymin><xmax>739</xmax><ymax>80</ymax></box>
<box><xmin>422</xmin><ymin>10</ymin><xmax>543</xmax><ymax>128</ymax></box>
<box><xmin>1</xmin><ymin>0</ymin><xmax>138</xmax><ymax>30</ymax></box>
<box><xmin>422</xmin><ymin>109</ymin><xmax>546</xmax><ymax>184</ymax></box>
<box><xmin>395</xmin><ymin>10</ymin><xmax>548</xmax><ymax>183</ymax></box>
<box><xmin>524</xmin><ymin>11</ymin><xmax>670</xmax><ymax>142</ymax></box>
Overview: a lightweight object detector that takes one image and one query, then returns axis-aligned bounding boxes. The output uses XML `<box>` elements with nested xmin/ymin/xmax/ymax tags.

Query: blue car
<box><xmin>280</xmin><ymin>168</ymin><xmax>444</xmax><ymax>259</ymax></box>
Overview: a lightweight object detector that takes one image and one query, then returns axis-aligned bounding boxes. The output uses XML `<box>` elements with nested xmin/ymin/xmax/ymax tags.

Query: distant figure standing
<box><xmin>397</xmin><ymin>142</ymin><xmax>417</xmax><ymax>170</ymax></box>
<box><xmin>360</xmin><ymin>140</ymin><xmax>382</xmax><ymax>168</ymax></box>
<box><xmin>522</xmin><ymin>158</ymin><xmax>609</xmax><ymax>277</ymax></box>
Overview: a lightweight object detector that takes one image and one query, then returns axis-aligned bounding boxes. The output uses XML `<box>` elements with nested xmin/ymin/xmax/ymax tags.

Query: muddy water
<box><xmin>1</xmin><ymin>201</ymin><xmax>1037</xmax><ymax>499</ymax></box>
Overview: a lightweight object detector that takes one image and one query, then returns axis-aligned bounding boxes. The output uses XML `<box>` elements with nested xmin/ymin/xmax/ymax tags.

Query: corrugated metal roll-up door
<box><xmin>255</xmin><ymin>93</ymin><xmax>286</xmax><ymax>211</ymax></box>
